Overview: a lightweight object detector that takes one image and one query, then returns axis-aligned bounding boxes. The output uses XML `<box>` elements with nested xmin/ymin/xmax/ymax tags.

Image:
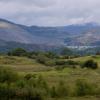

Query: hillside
<box><xmin>0</xmin><ymin>19</ymin><xmax>100</xmax><ymax>50</ymax></box>
<box><xmin>0</xmin><ymin>55</ymin><xmax>100</xmax><ymax>100</ymax></box>
<box><xmin>0</xmin><ymin>40</ymin><xmax>62</xmax><ymax>53</ymax></box>
<box><xmin>0</xmin><ymin>56</ymin><xmax>52</xmax><ymax>72</ymax></box>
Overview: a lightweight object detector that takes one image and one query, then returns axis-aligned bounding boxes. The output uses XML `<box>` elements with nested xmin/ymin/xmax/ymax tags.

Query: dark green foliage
<box><xmin>66</xmin><ymin>60</ymin><xmax>79</xmax><ymax>65</ymax></box>
<box><xmin>8</xmin><ymin>48</ymin><xmax>28</xmax><ymax>56</ymax></box>
<box><xmin>50</xmin><ymin>86</ymin><xmax>57</xmax><ymax>98</ymax></box>
<box><xmin>24</xmin><ymin>74</ymin><xmax>33</xmax><ymax>80</ymax></box>
<box><xmin>32</xmin><ymin>93</ymin><xmax>43</xmax><ymax>100</ymax></box>
<box><xmin>0</xmin><ymin>83</ymin><xmax>16</xmax><ymax>99</ymax></box>
<box><xmin>27</xmin><ymin>51</ymin><xmax>58</xmax><ymax>60</ymax></box>
<box><xmin>7</xmin><ymin>48</ymin><xmax>80</xmax><ymax>68</ymax></box>
<box><xmin>55</xmin><ymin>60</ymin><xmax>67</xmax><ymax>65</ymax></box>
<box><xmin>16</xmin><ymin>80</ymin><xmax>26</xmax><ymax>88</ymax></box>
<box><xmin>61</xmin><ymin>48</ymin><xmax>73</xmax><ymax>56</ymax></box>
<box><xmin>36</xmin><ymin>54</ymin><xmax>49</xmax><ymax>64</ymax></box>
<box><xmin>55</xmin><ymin>60</ymin><xmax>78</xmax><ymax>69</ymax></box>
<box><xmin>35</xmin><ymin>53</ymin><xmax>56</xmax><ymax>66</ymax></box>
<box><xmin>82</xmin><ymin>59</ymin><xmax>98</xmax><ymax>69</ymax></box>
<box><xmin>0</xmin><ymin>68</ymin><xmax>44</xmax><ymax>100</ymax></box>
<box><xmin>55</xmin><ymin>60</ymin><xmax>78</xmax><ymax>66</ymax></box>
<box><xmin>45</xmin><ymin>52</ymin><xmax>57</xmax><ymax>59</ymax></box>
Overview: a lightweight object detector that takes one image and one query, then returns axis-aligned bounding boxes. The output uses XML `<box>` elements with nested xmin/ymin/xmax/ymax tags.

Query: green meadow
<box><xmin>0</xmin><ymin>54</ymin><xmax>100</xmax><ymax>100</ymax></box>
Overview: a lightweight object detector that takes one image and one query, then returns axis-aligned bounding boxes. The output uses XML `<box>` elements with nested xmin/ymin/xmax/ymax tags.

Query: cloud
<box><xmin>0</xmin><ymin>0</ymin><xmax>100</xmax><ymax>26</ymax></box>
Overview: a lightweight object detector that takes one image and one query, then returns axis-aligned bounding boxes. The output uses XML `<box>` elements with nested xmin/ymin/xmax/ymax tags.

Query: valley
<box><xmin>0</xmin><ymin>0</ymin><xmax>100</xmax><ymax>100</ymax></box>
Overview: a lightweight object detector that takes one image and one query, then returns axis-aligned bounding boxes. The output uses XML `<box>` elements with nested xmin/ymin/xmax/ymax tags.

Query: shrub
<box><xmin>8</xmin><ymin>48</ymin><xmax>27</xmax><ymax>57</ymax></box>
<box><xmin>55</xmin><ymin>60</ymin><xmax>78</xmax><ymax>69</ymax></box>
<box><xmin>44</xmin><ymin>60</ymin><xmax>56</xmax><ymax>66</ymax></box>
<box><xmin>0</xmin><ymin>83</ymin><xmax>9</xmax><ymax>98</ymax></box>
<box><xmin>75</xmin><ymin>79</ymin><xmax>95</xmax><ymax>96</ymax></box>
<box><xmin>82</xmin><ymin>59</ymin><xmax>98</xmax><ymax>69</ymax></box>
<box><xmin>56</xmin><ymin>81</ymin><xmax>69</xmax><ymax>97</ymax></box>
<box><xmin>16</xmin><ymin>80</ymin><xmax>26</xmax><ymax>88</ymax></box>
<box><xmin>24</xmin><ymin>74</ymin><xmax>33</xmax><ymax>80</ymax></box>
<box><xmin>45</xmin><ymin>52</ymin><xmax>57</xmax><ymax>59</ymax></box>
<box><xmin>37</xmin><ymin>75</ymin><xmax>48</xmax><ymax>88</ymax></box>
<box><xmin>32</xmin><ymin>93</ymin><xmax>43</xmax><ymax>100</ymax></box>
<box><xmin>36</xmin><ymin>55</ymin><xmax>49</xmax><ymax>64</ymax></box>
<box><xmin>15</xmin><ymin>87</ymin><xmax>43</xmax><ymax>100</ymax></box>
<box><xmin>55</xmin><ymin>66</ymin><xmax>65</xmax><ymax>71</ymax></box>
<box><xmin>50</xmin><ymin>86</ymin><xmax>57</xmax><ymax>98</ymax></box>
<box><xmin>60</xmin><ymin>48</ymin><xmax>73</xmax><ymax>56</ymax></box>
<box><xmin>66</xmin><ymin>60</ymin><xmax>78</xmax><ymax>65</ymax></box>
<box><xmin>55</xmin><ymin>60</ymin><xmax>67</xmax><ymax>65</ymax></box>
<box><xmin>0</xmin><ymin>67</ymin><xmax>18</xmax><ymax>84</ymax></box>
<box><xmin>0</xmin><ymin>83</ymin><xmax>17</xmax><ymax>99</ymax></box>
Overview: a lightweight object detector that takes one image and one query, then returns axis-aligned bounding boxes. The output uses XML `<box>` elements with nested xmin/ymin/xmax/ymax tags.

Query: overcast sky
<box><xmin>0</xmin><ymin>0</ymin><xmax>100</xmax><ymax>26</ymax></box>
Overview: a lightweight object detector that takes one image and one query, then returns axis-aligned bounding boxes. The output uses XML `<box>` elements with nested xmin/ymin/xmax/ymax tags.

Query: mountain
<box><xmin>0</xmin><ymin>18</ymin><xmax>100</xmax><ymax>52</ymax></box>
<box><xmin>0</xmin><ymin>39</ymin><xmax>63</xmax><ymax>53</ymax></box>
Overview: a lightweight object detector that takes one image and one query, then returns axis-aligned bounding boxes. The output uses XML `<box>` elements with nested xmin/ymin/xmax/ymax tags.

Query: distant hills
<box><xmin>0</xmin><ymin>18</ymin><xmax>100</xmax><ymax>52</ymax></box>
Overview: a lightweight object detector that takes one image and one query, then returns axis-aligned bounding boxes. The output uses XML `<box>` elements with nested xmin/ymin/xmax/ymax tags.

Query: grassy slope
<box><xmin>73</xmin><ymin>55</ymin><xmax>100</xmax><ymax>65</ymax></box>
<box><xmin>0</xmin><ymin>55</ymin><xmax>100</xmax><ymax>100</ymax></box>
<box><xmin>0</xmin><ymin>56</ymin><xmax>53</xmax><ymax>72</ymax></box>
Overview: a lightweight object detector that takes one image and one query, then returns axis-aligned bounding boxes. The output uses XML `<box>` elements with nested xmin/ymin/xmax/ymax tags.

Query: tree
<box><xmin>45</xmin><ymin>52</ymin><xmax>57</xmax><ymax>59</ymax></box>
<box><xmin>36</xmin><ymin>54</ymin><xmax>49</xmax><ymax>64</ymax></box>
<box><xmin>82</xmin><ymin>59</ymin><xmax>98</xmax><ymax>69</ymax></box>
<box><xmin>61</xmin><ymin>48</ymin><xmax>73</xmax><ymax>56</ymax></box>
<box><xmin>8</xmin><ymin>48</ymin><xmax>27</xmax><ymax>56</ymax></box>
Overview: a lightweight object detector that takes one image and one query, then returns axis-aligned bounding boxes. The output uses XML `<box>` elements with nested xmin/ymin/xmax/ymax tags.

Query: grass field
<box><xmin>0</xmin><ymin>55</ymin><xmax>100</xmax><ymax>100</ymax></box>
<box><xmin>0</xmin><ymin>56</ymin><xmax>53</xmax><ymax>72</ymax></box>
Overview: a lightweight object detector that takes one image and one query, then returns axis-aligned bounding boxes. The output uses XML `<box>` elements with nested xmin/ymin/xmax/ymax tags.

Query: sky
<box><xmin>0</xmin><ymin>0</ymin><xmax>100</xmax><ymax>26</ymax></box>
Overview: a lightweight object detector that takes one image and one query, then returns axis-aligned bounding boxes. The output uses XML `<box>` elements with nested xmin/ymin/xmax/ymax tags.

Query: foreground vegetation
<box><xmin>0</xmin><ymin>66</ymin><xmax>100</xmax><ymax>100</ymax></box>
<box><xmin>0</xmin><ymin>48</ymin><xmax>100</xmax><ymax>100</ymax></box>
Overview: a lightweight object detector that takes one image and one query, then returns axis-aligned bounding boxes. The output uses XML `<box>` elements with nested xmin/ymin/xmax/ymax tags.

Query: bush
<box><xmin>50</xmin><ymin>86</ymin><xmax>57</xmax><ymax>98</ymax></box>
<box><xmin>60</xmin><ymin>48</ymin><xmax>73</xmax><ymax>56</ymax></box>
<box><xmin>45</xmin><ymin>52</ymin><xmax>57</xmax><ymax>59</ymax></box>
<box><xmin>0</xmin><ymin>66</ymin><xmax>18</xmax><ymax>83</ymax></box>
<box><xmin>50</xmin><ymin>81</ymin><xmax>69</xmax><ymax>98</ymax></box>
<box><xmin>82</xmin><ymin>59</ymin><xmax>98</xmax><ymax>69</ymax></box>
<box><xmin>55</xmin><ymin>66</ymin><xmax>65</xmax><ymax>71</ymax></box>
<box><xmin>36</xmin><ymin>55</ymin><xmax>49</xmax><ymax>64</ymax></box>
<box><xmin>55</xmin><ymin>60</ymin><xmax>78</xmax><ymax>69</ymax></box>
<box><xmin>55</xmin><ymin>60</ymin><xmax>67</xmax><ymax>65</ymax></box>
<box><xmin>0</xmin><ymin>83</ymin><xmax>16</xmax><ymax>99</ymax></box>
<box><xmin>8</xmin><ymin>48</ymin><xmax>28</xmax><ymax>57</ymax></box>
<box><xmin>44</xmin><ymin>60</ymin><xmax>56</xmax><ymax>66</ymax></box>
<box><xmin>56</xmin><ymin>81</ymin><xmax>69</xmax><ymax>97</ymax></box>
<box><xmin>24</xmin><ymin>74</ymin><xmax>33</xmax><ymax>80</ymax></box>
<box><xmin>75</xmin><ymin>79</ymin><xmax>96</xmax><ymax>96</ymax></box>
<box><xmin>66</xmin><ymin>60</ymin><xmax>78</xmax><ymax>65</ymax></box>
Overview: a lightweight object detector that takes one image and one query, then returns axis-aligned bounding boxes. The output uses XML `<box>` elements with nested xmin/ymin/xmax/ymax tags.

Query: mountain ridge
<box><xmin>0</xmin><ymin>18</ymin><xmax>100</xmax><ymax>50</ymax></box>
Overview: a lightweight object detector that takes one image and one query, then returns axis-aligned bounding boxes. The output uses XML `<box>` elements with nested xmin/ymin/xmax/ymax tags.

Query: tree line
<box><xmin>7</xmin><ymin>48</ymin><xmax>98</xmax><ymax>69</ymax></box>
